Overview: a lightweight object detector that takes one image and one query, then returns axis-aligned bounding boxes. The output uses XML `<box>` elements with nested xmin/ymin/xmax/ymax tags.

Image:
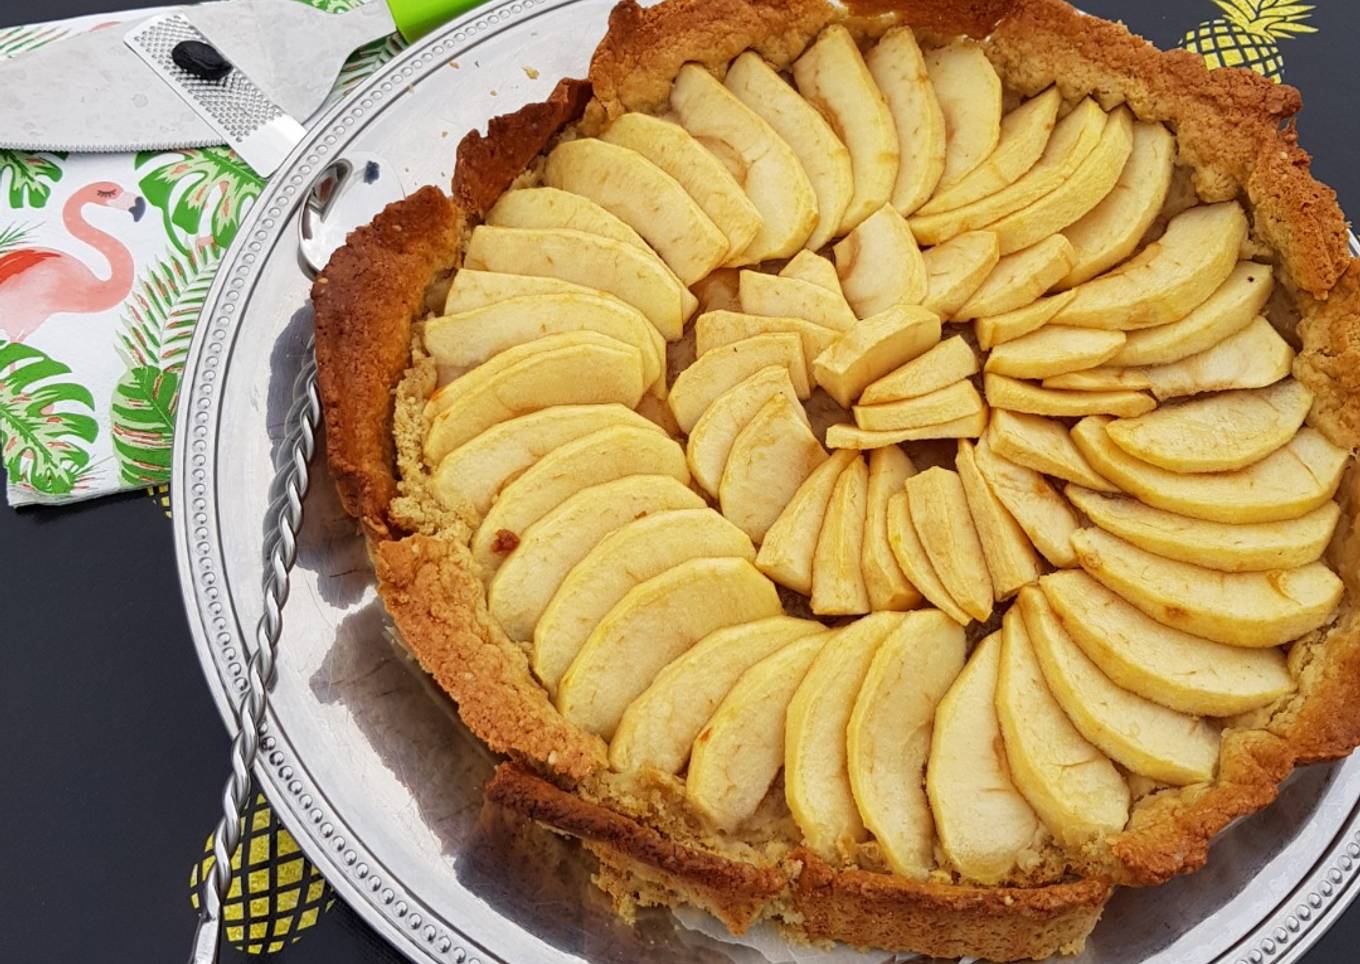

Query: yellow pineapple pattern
<box><xmin>1182</xmin><ymin>0</ymin><xmax>1317</xmax><ymax>82</ymax></box>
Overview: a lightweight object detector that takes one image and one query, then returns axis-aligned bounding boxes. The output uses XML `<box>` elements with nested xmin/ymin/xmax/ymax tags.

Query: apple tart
<box><xmin>311</xmin><ymin>0</ymin><xmax>1360</xmax><ymax>958</ymax></box>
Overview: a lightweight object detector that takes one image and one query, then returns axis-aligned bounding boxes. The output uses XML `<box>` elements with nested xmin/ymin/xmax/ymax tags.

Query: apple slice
<box><xmin>464</xmin><ymin>226</ymin><xmax>695</xmax><ymax>340</ymax></box>
<box><xmin>917</xmin><ymin>86</ymin><xmax>1060</xmax><ymax>216</ymax></box>
<box><xmin>909</xmin><ymin>98</ymin><xmax>1107</xmax><ymax>246</ymax></box>
<box><xmin>424</xmin><ymin>334</ymin><xmax>646</xmax><ymax>460</ymax></box>
<box><xmin>906</xmin><ymin>467</ymin><xmax>994</xmax><ymax>622</ymax></box>
<box><xmin>984</xmin><ymin>372</ymin><xmax>1154</xmax><ymax>418</ymax></box>
<box><xmin>1066</xmin><ymin>485</ymin><xmax>1340</xmax><ymax>573</ymax></box>
<box><xmin>720</xmin><ymin>393</ymin><xmax>829</xmax><ymax>542</ymax></box>
<box><xmin>1041</xmin><ymin>367</ymin><xmax>1151</xmax><ymax>392</ymax></box>
<box><xmin>687</xmin><ymin>633</ymin><xmax>828</xmax><ymax>831</ymax></box>
<box><xmin>1070</xmin><ymin>416</ymin><xmax>1346</xmax><ymax>524</ymax></box>
<box><xmin>1107</xmin><ymin>262</ymin><xmax>1273</xmax><ymax>367</ymax></box>
<box><xmin>984</xmin><ymin>325</ymin><xmax>1125</xmax><ymax>380</ymax></box>
<box><xmin>444</xmin><ymin>268</ymin><xmax>616</xmax><ymax>315</ymax></box>
<box><xmin>668</xmin><ymin>332</ymin><xmax>809</xmax><ymax>433</ymax></box>
<box><xmin>854</xmin><ymin>380</ymin><xmax>983</xmax><ymax>432</ymax></box>
<box><xmin>610</xmin><ymin>615</ymin><xmax>823</xmax><ymax>774</ymax></box>
<box><xmin>487</xmin><ymin>186</ymin><xmax>648</xmax><ymax>250</ymax></box>
<box><xmin>1058</xmin><ymin>120</ymin><xmax>1175</xmax><ymax>288</ymax></box>
<box><xmin>810</xmin><ymin>456</ymin><xmax>871</xmax><ymax>615</ymax></box>
<box><xmin>671</xmin><ymin>64</ymin><xmax>817</xmax><ymax>262</ymax></box>
<box><xmin>975</xmin><ymin>290</ymin><xmax>1077</xmax><ymax>349</ymax></box>
<box><xmin>974</xmin><ymin>439</ymin><xmax>1080</xmax><ymax>568</ymax></box>
<box><xmin>430</xmin><ymin>404</ymin><xmax>661</xmax><ymax>514</ymax></box>
<box><xmin>995</xmin><ymin>607</ymin><xmax>1130</xmax><ymax>847</ymax></box>
<box><xmin>921</xmin><ymin>41</ymin><xmax>1001</xmax><ymax>190</ymax></box>
<box><xmin>488</xmin><ymin>475</ymin><xmax>703</xmax><ymax>641</ymax></box>
<box><xmin>957</xmin><ymin>235</ymin><xmax>1076</xmax><ymax>320</ymax></box>
<box><xmin>886</xmin><ymin>491</ymin><xmax>971</xmax><ymax>624</ymax></box>
<box><xmin>534</xmin><ymin>508</ymin><xmax>755</xmax><ymax>693</ymax></box>
<box><xmin>984</xmin><ymin>105</ymin><xmax>1134</xmax><ymax>255</ymax></box>
<box><xmin>828</xmin><ymin>409</ymin><xmax>989</xmax><ymax>450</ymax></box>
<box><xmin>859</xmin><ymin>336</ymin><xmax>978</xmax><ymax>405</ymax></box>
<box><xmin>470</xmin><ymin>424</ymin><xmax>688</xmax><ymax>577</ymax></box>
<box><xmin>786</xmin><ymin>612</ymin><xmax>906</xmax><ymax>858</ymax></box>
<box><xmin>862</xmin><ymin>447</ymin><xmax>921</xmax><ymax>610</ymax></box>
<box><xmin>779</xmin><ymin>250</ymin><xmax>842</xmax><ymax>292</ymax></box>
<box><xmin>757</xmin><ymin>449</ymin><xmax>859</xmax><ymax>593</ymax></box>
<box><xmin>725</xmin><ymin>51</ymin><xmax>852</xmax><ymax>253</ymax></box>
<box><xmin>985</xmin><ymin>409</ymin><xmax>1116</xmax><ymax>492</ymax></box>
<box><xmin>834</xmin><ymin>205</ymin><xmax>927</xmax><ymax>317</ymax></box>
<box><xmin>696</xmin><ymin>310</ymin><xmax>837</xmax><ymax>384</ymax></box>
<box><xmin>1018</xmin><ymin>586</ymin><xmax>1220</xmax><ymax>785</ymax></box>
<box><xmin>601</xmin><ymin>112</ymin><xmax>762</xmax><ymax>263</ymax></box>
<box><xmin>1053</xmin><ymin>202</ymin><xmax>1248</xmax><ymax>330</ymax></box>
<box><xmin>425</xmin><ymin>292</ymin><xmax>662</xmax><ymax>389</ymax></box>
<box><xmin>1071</xmin><ymin>527</ymin><xmax>1343</xmax><ymax>647</ymax></box>
<box><xmin>793</xmin><ymin>25</ymin><xmax>900</xmax><ymax>232</ymax></box>
<box><xmin>922</xmin><ymin>231</ymin><xmax>1000</xmax><ymax>317</ymax></box>
<box><xmin>558</xmin><ymin>558</ymin><xmax>783</xmax><ymax>739</ymax></box>
<box><xmin>1041</xmin><ymin>570</ymin><xmax>1295</xmax><ymax>716</ymax></box>
<box><xmin>687</xmin><ymin>366</ymin><xmax>806</xmax><ymax>497</ymax></box>
<box><xmin>866</xmin><ymin>26</ymin><xmax>946</xmax><ymax>215</ymax></box>
<box><xmin>848</xmin><ymin>610</ymin><xmax>966</xmax><ymax>878</ymax></box>
<box><xmin>740</xmin><ymin>270</ymin><xmax>857</xmax><ymax>332</ymax></box>
<box><xmin>813</xmin><ymin>305</ymin><xmax>942</xmax><ymax>407</ymax></box>
<box><xmin>927</xmin><ymin>631</ymin><xmax>1044</xmax><ymax>884</ymax></box>
<box><xmin>957</xmin><ymin>440</ymin><xmax>1042</xmax><ymax>599</ymax></box>
<box><xmin>1107</xmin><ymin>380</ymin><xmax>1312</xmax><ymax>473</ymax></box>
<box><xmin>1139</xmin><ymin>316</ymin><xmax>1295</xmax><ymax>401</ymax></box>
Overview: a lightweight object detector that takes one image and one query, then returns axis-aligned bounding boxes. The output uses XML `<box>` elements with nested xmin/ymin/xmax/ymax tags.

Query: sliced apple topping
<box><xmin>787</xmin><ymin>612</ymin><xmax>906</xmax><ymax>859</ymax></box>
<box><xmin>758</xmin><ymin>449</ymin><xmax>859</xmax><ymax>594</ymax></box>
<box><xmin>534</xmin><ymin>509</ymin><xmax>755</xmax><ymax>693</ymax></box>
<box><xmin>957</xmin><ymin>440</ymin><xmax>1042</xmax><ymax>599</ymax></box>
<box><xmin>956</xmin><ymin>234</ymin><xmax>1075</xmax><ymax>320</ymax></box>
<box><xmin>887</xmin><ymin>490</ymin><xmax>971</xmax><ymax>625</ymax></box>
<box><xmin>671</xmin><ymin>64</ymin><xmax>818</xmax><ymax>262</ymax></box>
<box><xmin>687</xmin><ymin>632</ymin><xmax>828</xmax><ymax>831</ymax></box>
<box><xmin>1066</xmin><ymin>486</ymin><xmax>1340</xmax><ymax>573</ymax></box>
<box><xmin>859</xmin><ymin>335</ymin><xmax>978</xmax><ymax>406</ymax></box>
<box><xmin>906</xmin><ymin>467</ymin><xmax>994</xmax><ymax>622</ymax></box>
<box><xmin>725</xmin><ymin>51</ymin><xmax>852</xmax><ymax>253</ymax></box>
<box><xmin>862</xmin><ymin>447</ymin><xmax>921</xmax><ymax>611</ymax></box>
<box><xmin>827</xmin><ymin>410</ymin><xmax>990</xmax><ymax>451</ymax></box>
<box><xmin>974</xmin><ymin>438</ymin><xmax>1080</xmax><ymax>568</ymax></box>
<box><xmin>928</xmin><ymin>631</ymin><xmax>1044</xmax><ymax>884</ymax></box>
<box><xmin>811</xmin><ymin>456</ymin><xmax>871</xmax><ymax>615</ymax></box>
<box><xmin>1136</xmin><ymin>315</ymin><xmax>1295</xmax><ymax>401</ymax></box>
<box><xmin>739</xmin><ymin>269</ymin><xmax>857</xmax><ymax>332</ymax></box>
<box><xmin>695</xmin><ymin>310</ymin><xmax>837</xmax><ymax>384</ymax></box>
<box><xmin>1018</xmin><ymin>587</ymin><xmax>1220</xmax><ymax>785</ymax></box>
<box><xmin>975</xmin><ymin>290</ymin><xmax>1077</xmax><ymax>349</ymax></box>
<box><xmin>793</xmin><ymin>25</ymin><xmax>900</xmax><ymax>232</ymax></box>
<box><xmin>865</xmin><ymin>26</ymin><xmax>946</xmax><ymax>215</ymax></box>
<box><xmin>848</xmin><ymin>610</ymin><xmax>966</xmax><ymax>878</ymax></box>
<box><xmin>984</xmin><ymin>372</ymin><xmax>1155</xmax><ymax>418</ymax></box>
<box><xmin>921</xmin><ymin>231</ymin><xmax>1000</xmax><ymax>317</ymax></box>
<box><xmin>600</xmin><ymin>111</ymin><xmax>762</xmax><ymax>263</ymax></box>
<box><xmin>779</xmin><ymin>249</ymin><xmax>842</xmax><ymax>292</ymax></box>
<box><xmin>719</xmin><ymin>393</ymin><xmax>828</xmax><ymax>542</ymax></box>
<box><xmin>1071</xmin><ymin>417</ymin><xmax>1347</xmax><ymax>524</ymax></box>
<box><xmin>444</xmin><ymin>268</ymin><xmax>611</xmax><ymax>315</ymax></box>
<box><xmin>488</xmin><ymin>475</ymin><xmax>704</xmax><ymax>641</ymax></box>
<box><xmin>813</xmin><ymin>304</ymin><xmax>942</xmax><ymax>407</ymax></box>
<box><xmin>921</xmin><ymin>41</ymin><xmax>1001</xmax><ymax>190</ymax></box>
<box><xmin>995</xmin><ymin>607</ymin><xmax>1131</xmax><ymax>848</ymax></box>
<box><xmin>1069</xmin><ymin>527</ymin><xmax>1343</xmax><ymax>648</ymax></box>
<box><xmin>854</xmin><ymin>380</ymin><xmax>984</xmax><ymax>433</ymax></box>
<box><xmin>611</xmin><ymin>615</ymin><xmax>824</xmax><ymax>774</ymax></box>
<box><xmin>984</xmin><ymin>325</ymin><xmax>1126</xmax><ymax>380</ymax></box>
<box><xmin>833</xmin><ymin>204</ymin><xmax>926</xmax><ymax>317</ymax></box>
<box><xmin>669</xmin><ymin>332</ymin><xmax>810</xmax><ymax>433</ymax></box>
<box><xmin>558</xmin><ymin>557</ymin><xmax>783</xmax><ymax>738</ymax></box>
<box><xmin>486</xmin><ymin>186</ymin><xmax>649</xmax><ymax>250</ymax></box>
<box><xmin>470</xmin><ymin>424</ymin><xmax>689</xmax><ymax>577</ymax></box>
<box><xmin>687</xmin><ymin>365</ymin><xmax>807</xmax><ymax>498</ymax></box>
<box><xmin>1041</xmin><ymin>570</ymin><xmax>1295</xmax><ymax>717</ymax></box>
<box><xmin>1041</xmin><ymin>367</ymin><xmax>1151</xmax><ymax>392</ymax></box>
<box><xmin>985</xmin><ymin>410</ymin><xmax>1116</xmax><ymax>492</ymax></box>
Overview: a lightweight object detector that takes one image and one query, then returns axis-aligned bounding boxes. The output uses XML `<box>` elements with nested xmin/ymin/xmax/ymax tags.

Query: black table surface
<box><xmin>2</xmin><ymin>2</ymin><xmax>1358</xmax><ymax>962</ymax></box>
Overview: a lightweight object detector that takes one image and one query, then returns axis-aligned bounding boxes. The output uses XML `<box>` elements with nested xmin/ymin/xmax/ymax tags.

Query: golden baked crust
<box><xmin>310</xmin><ymin>0</ymin><xmax>1360</xmax><ymax>957</ymax></box>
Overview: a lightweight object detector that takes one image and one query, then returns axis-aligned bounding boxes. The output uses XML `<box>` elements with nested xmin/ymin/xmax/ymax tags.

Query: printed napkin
<box><xmin>0</xmin><ymin>0</ymin><xmax>403</xmax><ymax>507</ymax></box>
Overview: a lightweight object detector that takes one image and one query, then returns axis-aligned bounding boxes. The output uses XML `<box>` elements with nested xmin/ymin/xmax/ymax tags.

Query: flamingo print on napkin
<box><xmin>0</xmin><ymin>2</ymin><xmax>403</xmax><ymax>507</ymax></box>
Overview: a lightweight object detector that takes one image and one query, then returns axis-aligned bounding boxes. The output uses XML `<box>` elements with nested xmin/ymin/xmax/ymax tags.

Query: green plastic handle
<box><xmin>385</xmin><ymin>0</ymin><xmax>490</xmax><ymax>42</ymax></box>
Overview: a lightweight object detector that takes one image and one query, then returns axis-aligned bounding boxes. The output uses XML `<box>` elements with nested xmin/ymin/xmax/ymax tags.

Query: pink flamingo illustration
<box><xmin>0</xmin><ymin>181</ymin><xmax>146</xmax><ymax>343</ymax></box>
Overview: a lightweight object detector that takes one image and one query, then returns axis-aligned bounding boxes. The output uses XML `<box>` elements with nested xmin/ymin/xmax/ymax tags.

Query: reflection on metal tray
<box><xmin>172</xmin><ymin>1</ymin><xmax>1360</xmax><ymax>961</ymax></box>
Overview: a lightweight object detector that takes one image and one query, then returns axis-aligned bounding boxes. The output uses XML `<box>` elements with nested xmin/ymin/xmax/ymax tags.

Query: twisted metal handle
<box><xmin>189</xmin><ymin>344</ymin><xmax>321</xmax><ymax>964</ymax></box>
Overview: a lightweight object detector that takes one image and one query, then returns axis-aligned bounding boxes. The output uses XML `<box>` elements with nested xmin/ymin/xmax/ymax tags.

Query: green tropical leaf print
<box><xmin>300</xmin><ymin>0</ymin><xmax>368</xmax><ymax>12</ymax></box>
<box><xmin>134</xmin><ymin>147</ymin><xmax>265</xmax><ymax>254</ymax></box>
<box><xmin>0</xmin><ymin>150</ymin><xmax>65</xmax><ymax>209</ymax></box>
<box><xmin>0</xmin><ymin>22</ymin><xmax>73</xmax><ymax>60</ymax></box>
<box><xmin>110</xmin><ymin>246</ymin><xmax>220</xmax><ymax>486</ymax></box>
<box><xmin>0</xmin><ymin>223</ymin><xmax>35</xmax><ymax>256</ymax></box>
<box><xmin>0</xmin><ymin>342</ymin><xmax>98</xmax><ymax>496</ymax></box>
<box><xmin>333</xmin><ymin>34</ymin><xmax>407</xmax><ymax>99</ymax></box>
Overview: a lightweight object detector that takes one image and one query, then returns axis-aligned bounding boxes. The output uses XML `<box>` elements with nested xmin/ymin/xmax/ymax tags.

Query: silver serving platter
<box><xmin>173</xmin><ymin>2</ymin><xmax>1360</xmax><ymax>961</ymax></box>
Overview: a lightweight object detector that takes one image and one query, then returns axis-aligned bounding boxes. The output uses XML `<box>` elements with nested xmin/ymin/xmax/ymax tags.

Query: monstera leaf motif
<box><xmin>134</xmin><ymin>147</ymin><xmax>265</xmax><ymax>254</ymax></box>
<box><xmin>111</xmin><ymin>246</ymin><xmax>220</xmax><ymax>486</ymax></box>
<box><xmin>0</xmin><ymin>342</ymin><xmax>98</xmax><ymax>496</ymax></box>
<box><xmin>0</xmin><ymin>150</ymin><xmax>65</xmax><ymax>209</ymax></box>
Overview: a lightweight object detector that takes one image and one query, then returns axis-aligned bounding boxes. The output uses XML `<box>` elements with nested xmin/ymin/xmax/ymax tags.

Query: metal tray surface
<box><xmin>172</xmin><ymin>2</ymin><xmax>1360</xmax><ymax>961</ymax></box>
